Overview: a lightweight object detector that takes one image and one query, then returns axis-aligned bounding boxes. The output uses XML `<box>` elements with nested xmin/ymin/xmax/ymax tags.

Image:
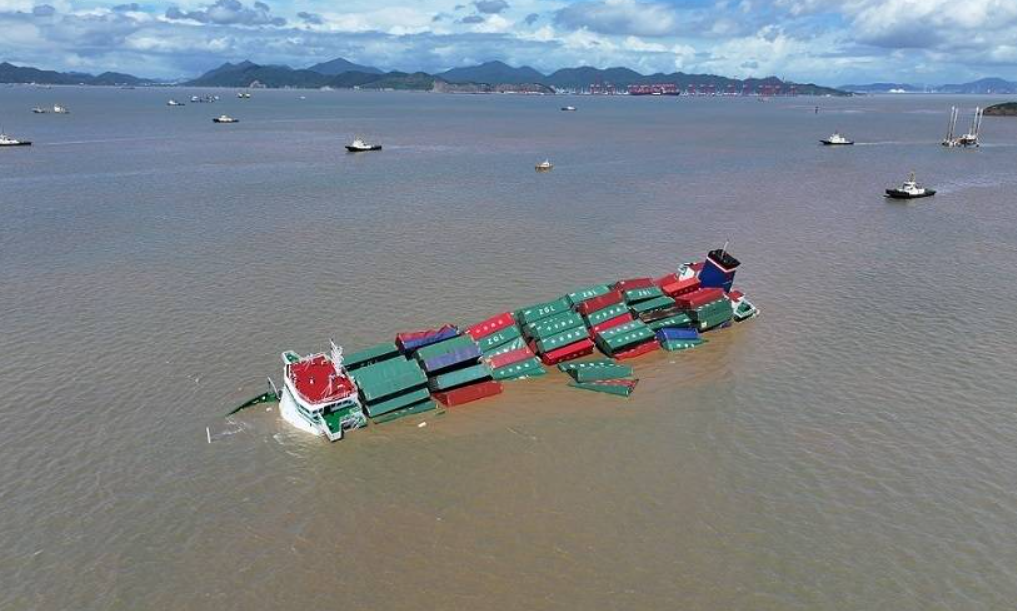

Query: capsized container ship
<box><xmin>268</xmin><ymin>248</ymin><xmax>758</xmax><ymax>441</ymax></box>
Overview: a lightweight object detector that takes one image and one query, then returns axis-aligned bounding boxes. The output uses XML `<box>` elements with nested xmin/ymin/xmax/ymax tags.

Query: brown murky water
<box><xmin>3</xmin><ymin>88</ymin><xmax>1017</xmax><ymax>609</ymax></box>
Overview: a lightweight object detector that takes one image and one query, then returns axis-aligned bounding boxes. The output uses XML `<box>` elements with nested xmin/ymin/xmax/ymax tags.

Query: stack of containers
<box><xmin>395</xmin><ymin>325</ymin><xmax>460</xmax><ymax>354</ymax></box>
<box><xmin>558</xmin><ymin>359</ymin><xmax>639</xmax><ymax>397</ymax></box>
<box><xmin>467</xmin><ymin>312</ymin><xmax>545</xmax><ymax>381</ymax></box>
<box><xmin>516</xmin><ymin>296</ymin><xmax>595</xmax><ymax>365</ymax></box>
<box><xmin>673</xmin><ymin>287</ymin><xmax>733</xmax><ymax>331</ymax></box>
<box><xmin>591</xmin><ymin>319</ymin><xmax>659</xmax><ymax>360</ymax></box>
<box><xmin>578</xmin><ymin>288</ymin><xmax>632</xmax><ymax>334</ymax></box>
<box><xmin>350</xmin><ymin>354</ymin><xmax>434</xmax><ymax>422</ymax></box>
<box><xmin>413</xmin><ymin>333</ymin><xmax>502</xmax><ymax>407</ymax></box>
<box><xmin>344</xmin><ymin>342</ymin><xmax>402</xmax><ymax>373</ymax></box>
<box><xmin>622</xmin><ymin>283</ymin><xmax>676</xmax><ymax>319</ymax></box>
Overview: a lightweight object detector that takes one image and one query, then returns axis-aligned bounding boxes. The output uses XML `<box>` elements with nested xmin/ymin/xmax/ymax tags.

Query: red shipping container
<box><xmin>661</xmin><ymin>277</ymin><xmax>701</xmax><ymax>298</ymax></box>
<box><xmin>653</xmin><ymin>272</ymin><xmax>680</xmax><ymax>288</ymax></box>
<box><xmin>590</xmin><ymin>313</ymin><xmax>633</xmax><ymax>334</ymax></box>
<box><xmin>576</xmin><ymin>289</ymin><xmax>624</xmax><ymax>316</ymax></box>
<box><xmin>613</xmin><ymin>340</ymin><xmax>659</xmax><ymax>361</ymax></box>
<box><xmin>539</xmin><ymin>338</ymin><xmax>596</xmax><ymax>366</ymax></box>
<box><xmin>485</xmin><ymin>346</ymin><xmax>535</xmax><ymax>370</ymax></box>
<box><xmin>466</xmin><ymin>312</ymin><xmax>515</xmax><ymax>340</ymax></box>
<box><xmin>728</xmin><ymin>289</ymin><xmax>744</xmax><ymax>301</ymax></box>
<box><xmin>674</xmin><ymin>287</ymin><xmax>726</xmax><ymax>310</ymax></box>
<box><xmin>433</xmin><ymin>380</ymin><xmax>504</xmax><ymax>407</ymax></box>
<box><xmin>614</xmin><ymin>277</ymin><xmax>655</xmax><ymax>291</ymax></box>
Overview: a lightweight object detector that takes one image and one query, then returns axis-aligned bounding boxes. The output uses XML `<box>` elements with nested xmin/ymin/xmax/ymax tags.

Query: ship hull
<box><xmin>279</xmin><ymin>389</ymin><xmax>325</xmax><ymax>438</ymax></box>
<box><xmin>820</xmin><ymin>140</ymin><xmax>853</xmax><ymax>146</ymax></box>
<box><xmin>346</xmin><ymin>145</ymin><xmax>382</xmax><ymax>152</ymax></box>
<box><xmin>0</xmin><ymin>142</ymin><xmax>31</xmax><ymax>147</ymax></box>
<box><xmin>885</xmin><ymin>189</ymin><xmax>936</xmax><ymax>199</ymax></box>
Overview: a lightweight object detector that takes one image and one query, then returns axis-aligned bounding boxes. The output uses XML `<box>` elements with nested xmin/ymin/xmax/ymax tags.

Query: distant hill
<box><xmin>186</xmin><ymin>61</ymin><xmax>329</xmax><ymax>88</ymax></box>
<box><xmin>438</xmin><ymin>61</ymin><xmax>546</xmax><ymax>85</ymax></box>
<box><xmin>307</xmin><ymin>57</ymin><xmax>382</xmax><ymax>76</ymax></box>
<box><xmin>984</xmin><ymin>102</ymin><xmax>1017</xmax><ymax>116</ymax></box>
<box><xmin>0</xmin><ymin>61</ymin><xmax>152</xmax><ymax>86</ymax></box>
<box><xmin>840</xmin><ymin>78</ymin><xmax>1017</xmax><ymax>94</ymax></box>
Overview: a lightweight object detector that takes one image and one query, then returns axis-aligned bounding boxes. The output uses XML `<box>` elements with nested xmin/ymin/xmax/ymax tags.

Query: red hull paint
<box><xmin>590</xmin><ymin>313</ymin><xmax>633</xmax><ymax>334</ymax></box>
<box><xmin>576</xmin><ymin>289</ymin><xmax>625</xmax><ymax>316</ymax></box>
<box><xmin>486</xmin><ymin>346</ymin><xmax>535</xmax><ymax>369</ymax></box>
<box><xmin>539</xmin><ymin>338</ymin><xmax>596</xmax><ymax>365</ymax></box>
<box><xmin>614</xmin><ymin>277</ymin><xmax>655</xmax><ymax>291</ymax></box>
<box><xmin>433</xmin><ymin>380</ymin><xmax>504</xmax><ymax>406</ymax></box>
<box><xmin>466</xmin><ymin>312</ymin><xmax>515</xmax><ymax>340</ymax></box>
<box><xmin>673</xmin><ymin>287</ymin><xmax>726</xmax><ymax>309</ymax></box>
<box><xmin>613</xmin><ymin>340</ymin><xmax>659</xmax><ymax>361</ymax></box>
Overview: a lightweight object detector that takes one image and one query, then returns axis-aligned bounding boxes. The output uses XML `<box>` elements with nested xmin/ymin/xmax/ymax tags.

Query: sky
<box><xmin>1</xmin><ymin>0</ymin><xmax>1017</xmax><ymax>84</ymax></box>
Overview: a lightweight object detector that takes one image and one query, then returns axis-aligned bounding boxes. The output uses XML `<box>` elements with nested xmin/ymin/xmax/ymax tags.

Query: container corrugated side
<box><xmin>427</xmin><ymin>362</ymin><xmax>492</xmax><ymax>392</ymax></box>
<box><xmin>535</xmin><ymin>326</ymin><xmax>590</xmax><ymax>354</ymax></box>
<box><xmin>433</xmin><ymin>380</ymin><xmax>503</xmax><ymax>406</ymax></box>
<box><xmin>566</xmin><ymin>284</ymin><xmax>612</xmax><ymax>306</ymax></box>
<box><xmin>476</xmin><ymin>324</ymin><xmax>522</xmax><ymax>353</ymax></box>
<box><xmin>345</xmin><ymin>342</ymin><xmax>401</xmax><ymax>371</ymax></box>
<box><xmin>363</xmin><ymin>387</ymin><xmax>433</xmax><ymax>418</ymax></box>
<box><xmin>526</xmin><ymin>311</ymin><xmax>585</xmax><ymax>341</ymax></box>
<box><xmin>515</xmin><ymin>297</ymin><xmax>572</xmax><ymax>326</ymax></box>
<box><xmin>492</xmin><ymin>357</ymin><xmax>546</xmax><ymax>380</ymax></box>
<box><xmin>466</xmin><ymin>312</ymin><xmax>515</xmax><ymax>340</ymax></box>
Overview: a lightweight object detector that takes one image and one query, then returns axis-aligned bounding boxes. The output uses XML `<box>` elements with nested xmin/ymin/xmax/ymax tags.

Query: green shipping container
<box><xmin>630</xmin><ymin>295</ymin><xmax>677</xmax><ymax>315</ymax></box>
<box><xmin>569</xmin><ymin>381</ymin><xmax>637</xmax><ymax>397</ymax></box>
<box><xmin>527</xmin><ymin>310</ymin><xmax>585</xmax><ymax>340</ymax></box>
<box><xmin>370</xmin><ymin>399</ymin><xmax>436</xmax><ymax>424</ymax></box>
<box><xmin>595</xmin><ymin>320</ymin><xmax>654</xmax><ymax>352</ymax></box>
<box><xmin>623</xmin><ymin>286</ymin><xmax>664</xmax><ymax>303</ymax></box>
<box><xmin>482</xmin><ymin>336</ymin><xmax>527</xmax><ymax>358</ymax></box>
<box><xmin>584</xmin><ymin>302</ymin><xmax>629</xmax><ymax>326</ymax></box>
<box><xmin>476</xmin><ymin>325</ymin><xmax>522</xmax><ymax>352</ymax></box>
<box><xmin>345</xmin><ymin>342</ymin><xmax>400</xmax><ymax>371</ymax></box>
<box><xmin>516</xmin><ymin>297</ymin><xmax>572</xmax><ymax>326</ymax></box>
<box><xmin>428</xmin><ymin>362</ymin><xmax>492</xmax><ymax>392</ymax></box>
<box><xmin>646</xmin><ymin>313</ymin><xmax>693</xmax><ymax>331</ymax></box>
<box><xmin>557</xmin><ymin>359</ymin><xmax>617</xmax><ymax>373</ymax></box>
<box><xmin>536</xmin><ymin>326</ymin><xmax>590</xmax><ymax>353</ymax></box>
<box><xmin>569</xmin><ymin>364</ymin><xmax>634</xmax><ymax>382</ymax></box>
<box><xmin>660</xmin><ymin>339</ymin><xmax>706</xmax><ymax>352</ymax></box>
<box><xmin>492</xmin><ymin>358</ymin><xmax>547</xmax><ymax>380</ymax></box>
<box><xmin>414</xmin><ymin>334</ymin><xmax>477</xmax><ymax>362</ymax></box>
<box><xmin>566</xmin><ymin>284</ymin><xmax>612</xmax><ymax>306</ymax></box>
<box><xmin>689</xmin><ymin>299</ymin><xmax>734</xmax><ymax>321</ymax></box>
<box><xmin>353</xmin><ymin>357</ymin><xmax>429</xmax><ymax>402</ymax></box>
<box><xmin>364</xmin><ymin>387</ymin><xmax>432</xmax><ymax>417</ymax></box>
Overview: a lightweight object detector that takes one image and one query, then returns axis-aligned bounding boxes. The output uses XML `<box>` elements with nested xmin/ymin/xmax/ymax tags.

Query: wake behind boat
<box><xmin>821</xmin><ymin>131</ymin><xmax>854</xmax><ymax>145</ymax></box>
<box><xmin>346</xmin><ymin>138</ymin><xmax>381</xmax><ymax>152</ymax></box>
<box><xmin>885</xmin><ymin>172</ymin><xmax>935</xmax><ymax>199</ymax></box>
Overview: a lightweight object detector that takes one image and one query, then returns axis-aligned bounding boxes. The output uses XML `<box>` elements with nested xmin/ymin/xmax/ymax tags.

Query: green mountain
<box><xmin>438</xmin><ymin>61</ymin><xmax>546</xmax><ymax>85</ymax></box>
<box><xmin>0</xmin><ymin>61</ymin><xmax>152</xmax><ymax>85</ymax></box>
<box><xmin>307</xmin><ymin>57</ymin><xmax>382</xmax><ymax>76</ymax></box>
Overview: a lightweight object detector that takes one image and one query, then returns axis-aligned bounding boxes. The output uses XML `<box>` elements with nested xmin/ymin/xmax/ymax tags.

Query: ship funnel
<box><xmin>699</xmin><ymin>248</ymin><xmax>741</xmax><ymax>293</ymax></box>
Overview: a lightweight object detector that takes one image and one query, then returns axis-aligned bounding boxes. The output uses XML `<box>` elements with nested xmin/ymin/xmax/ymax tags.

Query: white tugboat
<box><xmin>278</xmin><ymin>341</ymin><xmax>365</xmax><ymax>441</ymax></box>
<box><xmin>31</xmin><ymin>106</ymin><xmax>47</xmax><ymax>114</ymax></box>
<box><xmin>345</xmin><ymin>137</ymin><xmax>382</xmax><ymax>152</ymax></box>
<box><xmin>535</xmin><ymin>159</ymin><xmax>553</xmax><ymax>171</ymax></box>
<box><xmin>885</xmin><ymin>171</ymin><xmax>936</xmax><ymax>199</ymax></box>
<box><xmin>820</xmin><ymin>131</ymin><xmax>854</xmax><ymax>145</ymax></box>
<box><xmin>166</xmin><ymin>99</ymin><xmax>185</xmax><ymax>106</ymax></box>
<box><xmin>212</xmin><ymin>114</ymin><xmax>239</xmax><ymax>123</ymax></box>
<box><xmin>561</xmin><ymin>105</ymin><xmax>577</xmax><ymax>111</ymax></box>
<box><xmin>51</xmin><ymin>104</ymin><xmax>69</xmax><ymax>114</ymax></box>
<box><xmin>237</xmin><ymin>91</ymin><xmax>251</xmax><ymax>99</ymax></box>
<box><xmin>0</xmin><ymin>130</ymin><xmax>32</xmax><ymax>147</ymax></box>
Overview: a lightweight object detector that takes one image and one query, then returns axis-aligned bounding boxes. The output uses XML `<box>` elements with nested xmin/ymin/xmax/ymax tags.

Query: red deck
<box><xmin>288</xmin><ymin>355</ymin><xmax>357</xmax><ymax>404</ymax></box>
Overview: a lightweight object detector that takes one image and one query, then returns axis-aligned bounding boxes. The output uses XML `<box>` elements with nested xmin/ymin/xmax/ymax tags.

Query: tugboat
<box><xmin>51</xmin><ymin>104</ymin><xmax>69</xmax><ymax>114</ymax></box>
<box><xmin>535</xmin><ymin>159</ymin><xmax>553</xmax><ymax>172</ymax></box>
<box><xmin>212</xmin><ymin>114</ymin><xmax>239</xmax><ymax>123</ymax></box>
<box><xmin>166</xmin><ymin>99</ymin><xmax>185</xmax><ymax>107</ymax></box>
<box><xmin>885</xmin><ymin>172</ymin><xmax>936</xmax><ymax>199</ymax></box>
<box><xmin>0</xmin><ymin>130</ymin><xmax>32</xmax><ymax>147</ymax></box>
<box><xmin>278</xmin><ymin>341</ymin><xmax>365</xmax><ymax>441</ymax></box>
<box><xmin>346</xmin><ymin>137</ymin><xmax>382</xmax><ymax>152</ymax></box>
<box><xmin>821</xmin><ymin>131</ymin><xmax>854</xmax><ymax>146</ymax></box>
<box><xmin>561</xmin><ymin>105</ymin><xmax>577</xmax><ymax>111</ymax></box>
<box><xmin>237</xmin><ymin>91</ymin><xmax>252</xmax><ymax>99</ymax></box>
<box><xmin>31</xmin><ymin>107</ymin><xmax>47</xmax><ymax>114</ymax></box>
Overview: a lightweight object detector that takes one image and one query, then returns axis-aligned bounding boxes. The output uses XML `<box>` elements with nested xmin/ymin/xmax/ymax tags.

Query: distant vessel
<box><xmin>821</xmin><ymin>131</ymin><xmax>854</xmax><ymax>145</ymax></box>
<box><xmin>346</xmin><ymin>138</ymin><xmax>381</xmax><ymax>152</ymax></box>
<box><xmin>885</xmin><ymin>172</ymin><xmax>935</xmax><ymax>199</ymax></box>
<box><xmin>0</xmin><ymin>130</ymin><xmax>32</xmax><ymax>147</ymax></box>
<box><xmin>278</xmin><ymin>342</ymin><xmax>365</xmax><ymax>441</ymax></box>
<box><xmin>51</xmin><ymin>104</ymin><xmax>69</xmax><ymax>114</ymax></box>
<box><xmin>943</xmin><ymin>106</ymin><xmax>982</xmax><ymax>147</ymax></box>
<box><xmin>237</xmin><ymin>91</ymin><xmax>252</xmax><ymax>99</ymax></box>
<box><xmin>31</xmin><ymin>107</ymin><xmax>46</xmax><ymax>114</ymax></box>
<box><xmin>561</xmin><ymin>105</ymin><xmax>577</xmax><ymax>111</ymax></box>
<box><xmin>166</xmin><ymin>99</ymin><xmax>185</xmax><ymax>107</ymax></box>
<box><xmin>213</xmin><ymin>114</ymin><xmax>239</xmax><ymax>123</ymax></box>
<box><xmin>535</xmin><ymin>159</ymin><xmax>553</xmax><ymax>171</ymax></box>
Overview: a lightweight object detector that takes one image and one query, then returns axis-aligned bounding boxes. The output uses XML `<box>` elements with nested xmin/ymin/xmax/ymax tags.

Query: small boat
<box><xmin>31</xmin><ymin>107</ymin><xmax>47</xmax><ymax>114</ymax></box>
<box><xmin>346</xmin><ymin>138</ymin><xmax>381</xmax><ymax>152</ymax></box>
<box><xmin>885</xmin><ymin>172</ymin><xmax>935</xmax><ymax>199</ymax></box>
<box><xmin>237</xmin><ymin>91</ymin><xmax>251</xmax><ymax>99</ymax></box>
<box><xmin>212</xmin><ymin>114</ymin><xmax>239</xmax><ymax>123</ymax></box>
<box><xmin>51</xmin><ymin>104</ymin><xmax>69</xmax><ymax>114</ymax></box>
<box><xmin>166</xmin><ymin>99</ymin><xmax>185</xmax><ymax>107</ymax></box>
<box><xmin>821</xmin><ymin>131</ymin><xmax>854</xmax><ymax>145</ymax></box>
<box><xmin>535</xmin><ymin>159</ymin><xmax>553</xmax><ymax>171</ymax></box>
<box><xmin>278</xmin><ymin>342</ymin><xmax>365</xmax><ymax>442</ymax></box>
<box><xmin>0</xmin><ymin>130</ymin><xmax>32</xmax><ymax>147</ymax></box>
<box><xmin>561</xmin><ymin>105</ymin><xmax>577</xmax><ymax>111</ymax></box>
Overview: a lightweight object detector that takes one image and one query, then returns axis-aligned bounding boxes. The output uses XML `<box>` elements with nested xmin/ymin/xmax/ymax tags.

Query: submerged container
<box><xmin>353</xmin><ymin>357</ymin><xmax>429</xmax><ymax>403</ymax></box>
<box><xmin>414</xmin><ymin>334</ymin><xmax>478</xmax><ymax>363</ymax></box>
<box><xmin>433</xmin><ymin>380</ymin><xmax>503</xmax><ymax>407</ymax></box>
<box><xmin>466</xmin><ymin>312</ymin><xmax>516</xmax><ymax>340</ymax></box>
<box><xmin>584</xmin><ymin>302</ymin><xmax>629</xmax><ymax>327</ymax></box>
<box><xmin>539</xmin><ymin>338</ymin><xmax>596</xmax><ymax>365</ymax></box>
<box><xmin>644</xmin><ymin>313</ymin><xmax>693</xmax><ymax>331</ymax></box>
<box><xmin>594</xmin><ymin>320</ymin><xmax>655</xmax><ymax>353</ymax></box>
<box><xmin>396</xmin><ymin>325</ymin><xmax>460</xmax><ymax>353</ymax></box>
<box><xmin>485</xmin><ymin>345</ymin><xmax>535</xmax><ymax>369</ymax></box>
<box><xmin>656</xmin><ymin>327</ymin><xmax>701</xmax><ymax>342</ymax></box>
<box><xmin>476</xmin><ymin>324</ymin><xmax>522</xmax><ymax>353</ymax></box>
<box><xmin>344</xmin><ymin>342</ymin><xmax>401</xmax><ymax>371</ymax></box>
<box><xmin>613</xmin><ymin>340</ymin><xmax>659</xmax><ymax>360</ymax></box>
<box><xmin>417</xmin><ymin>344</ymin><xmax>483</xmax><ymax>375</ymax></box>
<box><xmin>482</xmin><ymin>336</ymin><xmax>527</xmax><ymax>358</ymax></box>
<box><xmin>568</xmin><ymin>364</ymin><xmax>634</xmax><ymax>383</ymax></box>
<box><xmin>370</xmin><ymin>399</ymin><xmax>436</xmax><ymax>424</ymax></box>
<box><xmin>492</xmin><ymin>357</ymin><xmax>546</xmax><ymax>381</ymax></box>
<box><xmin>516</xmin><ymin>297</ymin><xmax>572</xmax><ymax>326</ymax></box>
<box><xmin>536</xmin><ymin>326</ymin><xmax>590</xmax><ymax>354</ymax></box>
<box><xmin>363</xmin><ymin>387</ymin><xmax>433</xmax><ymax>418</ymax></box>
<box><xmin>557</xmin><ymin>359</ymin><xmax>618</xmax><ymax>373</ymax></box>
<box><xmin>569</xmin><ymin>379</ymin><xmax>639</xmax><ymax>397</ymax></box>
<box><xmin>660</xmin><ymin>340</ymin><xmax>704</xmax><ymax>352</ymax></box>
